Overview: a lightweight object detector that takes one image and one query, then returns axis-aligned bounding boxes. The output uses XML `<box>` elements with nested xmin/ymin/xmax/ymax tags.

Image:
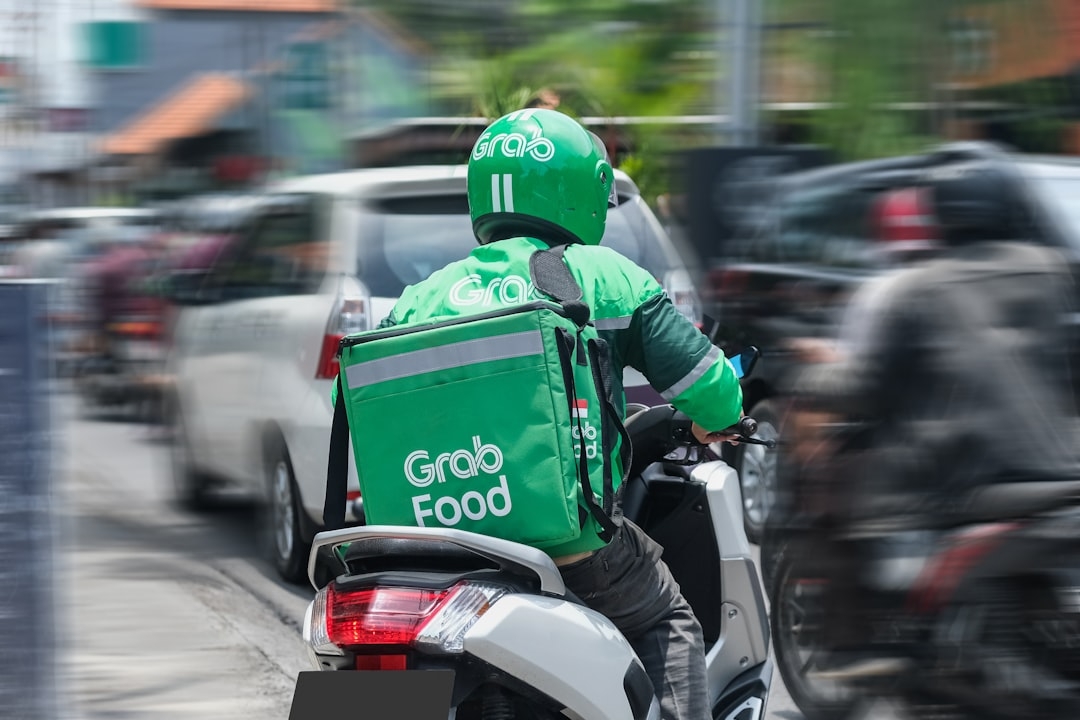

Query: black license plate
<box><xmin>289</xmin><ymin>670</ymin><xmax>455</xmax><ymax>720</ymax></box>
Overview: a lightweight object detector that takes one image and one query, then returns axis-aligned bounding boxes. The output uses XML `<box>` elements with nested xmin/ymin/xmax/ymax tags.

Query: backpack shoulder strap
<box><xmin>529</xmin><ymin>243</ymin><xmax>631</xmax><ymax>543</ymax></box>
<box><xmin>324</xmin><ymin>373</ymin><xmax>349</xmax><ymax>530</ymax></box>
<box><xmin>529</xmin><ymin>244</ymin><xmax>590</xmax><ymax>327</ymax></box>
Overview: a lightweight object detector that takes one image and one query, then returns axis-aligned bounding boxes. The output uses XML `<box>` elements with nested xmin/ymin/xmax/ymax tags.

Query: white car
<box><xmin>167</xmin><ymin>165</ymin><xmax>702</xmax><ymax>583</ymax></box>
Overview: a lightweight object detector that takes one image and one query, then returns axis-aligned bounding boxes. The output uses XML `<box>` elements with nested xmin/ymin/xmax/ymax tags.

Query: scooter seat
<box><xmin>343</xmin><ymin>538</ymin><xmax>498</xmax><ymax>572</ymax></box>
<box><xmin>960</xmin><ymin>479</ymin><xmax>1080</xmax><ymax>523</ymax></box>
<box><xmin>338</xmin><ymin>538</ymin><xmax>589</xmax><ymax>605</ymax></box>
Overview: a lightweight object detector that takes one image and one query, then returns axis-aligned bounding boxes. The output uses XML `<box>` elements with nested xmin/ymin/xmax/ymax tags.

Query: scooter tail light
<box><xmin>307</xmin><ymin>582</ymin><xmax>506</xmax><ymax>656</ymax></box>
<box><xmin>355</xmin><ymin>655</ymin><xmax>408</xmax><ymax>670</ymax></box>
<box><xmin>327</xmin><ymin>585</ymin><xmax>448</xmax><ymax>648</ymax></box>
<box><xmin>305</xmin><ymin>586</ymin><xmax>345</xmax><ymax>657</ymax></box>
<box><xmin>415</xmin><ymin>582</ymin><xmax>507</xmax><ymax>653</ymax></box>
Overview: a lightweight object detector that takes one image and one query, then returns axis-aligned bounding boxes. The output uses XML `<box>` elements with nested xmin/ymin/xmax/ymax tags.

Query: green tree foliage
<box><xmin>359</xmin><ymin>0</ymin><xmax>1067</xmax><ymax>168</ymax></box>
<box><xmin>357</xmin><ymin>0</ymin><xmax>718</xmax><ymax>203</ymax></box>
<box><xmin>776</xmin><ymin>0</ymin><xmax>1060</xmax><ymax>160</ymax></box>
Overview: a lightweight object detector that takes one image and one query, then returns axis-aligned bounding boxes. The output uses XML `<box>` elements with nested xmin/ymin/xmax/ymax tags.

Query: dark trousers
<box><xmin>558</xmin><ymin>520</ymin><xmax>709</xmax><ymax>720</ymax></box>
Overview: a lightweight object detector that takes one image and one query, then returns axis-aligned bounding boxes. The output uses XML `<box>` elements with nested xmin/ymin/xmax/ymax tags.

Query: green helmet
<box><xmin>468</xmin><ymin>109</ymin><xmax>617</xmax><ymax>246</ymax></box>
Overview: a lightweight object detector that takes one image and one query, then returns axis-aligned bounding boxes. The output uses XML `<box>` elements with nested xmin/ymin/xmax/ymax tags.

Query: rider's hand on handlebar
<box><xmin>692</xmin><ymin>420</ymin><xmax>742</xmax><ymax>446</ymax></box>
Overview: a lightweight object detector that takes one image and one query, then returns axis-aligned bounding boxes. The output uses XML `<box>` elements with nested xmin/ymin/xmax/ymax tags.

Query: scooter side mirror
<box><xmin>728</xmin><ymin>346</ymin><xmax>760</xmax><ymax>379</ymax></box>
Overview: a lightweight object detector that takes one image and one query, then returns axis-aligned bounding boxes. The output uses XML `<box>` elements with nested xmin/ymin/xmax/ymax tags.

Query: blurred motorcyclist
<box><xmin>788</xmin><ymin>162</ymin><xmax>1080</xmax><ymax>669</ymax></box>
<box><xmin>352</xmin><ymin>109</ymin><xmax>745</xmax><ymax>720</ymax></box>
<box><xmin>785</xmin><ymin>186</ymin><xmax>941</xmax><ymax>364</ymax></box>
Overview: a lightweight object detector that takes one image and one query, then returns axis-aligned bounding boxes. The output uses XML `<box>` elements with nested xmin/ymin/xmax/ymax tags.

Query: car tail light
<box><xmin>307</xmin><ymin>582</ymin><xmax>506</xmax><ymax>657</ymax></box>
<box><xmin>316</xmin><ymin>288</ymin><xmax>371</xmax><ymax>380</ymax></box>
<box><xmin>708</xmin><ymin>268</ymin><xmax>749</xmax><ymax>301</ymax></box>
<box><xmin>662</xmin><ymin>270</ymin><xmax>702</xmax><ymax>328</ymax></box>
<box><xmin>316</xmin><ymin>334</ymin><xmax>346</xmax><ymax>380</ymax></box>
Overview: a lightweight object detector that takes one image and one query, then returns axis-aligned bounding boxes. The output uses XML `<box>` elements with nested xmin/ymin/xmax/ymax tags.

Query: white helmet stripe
<box><xmin>502</xmin><ymin>174</ymin><xmax>514</xmax><ymax>213</ymax></box>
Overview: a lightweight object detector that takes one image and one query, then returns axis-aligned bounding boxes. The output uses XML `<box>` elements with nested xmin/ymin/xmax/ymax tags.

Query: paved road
<box><xmin>58</xmin><ymin>396</ymin><xmax>808</xmax><ymax>719</ymax></box>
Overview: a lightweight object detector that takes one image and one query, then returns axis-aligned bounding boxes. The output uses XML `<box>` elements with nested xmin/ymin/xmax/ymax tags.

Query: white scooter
<box><xmin>299</xmin><ymin>352</ymin><xmax>774</xmax><ymax>720</ymax></box>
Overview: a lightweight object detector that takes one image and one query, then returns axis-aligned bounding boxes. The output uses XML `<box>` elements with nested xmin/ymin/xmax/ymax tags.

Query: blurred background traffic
<box><xmin>4</xmin><ymin>0</ymin><xmax>1080</xmax><ymax>548</ymax></box>
<box><xmin>5</xmin><ymin>0</ymin><xmax>1080</xmax><ymax>718</ymax></box>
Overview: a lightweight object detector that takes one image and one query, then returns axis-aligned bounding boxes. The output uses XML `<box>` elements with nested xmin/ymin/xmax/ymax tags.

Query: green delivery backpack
<box><xmin>323</xmin><ymin>246</ymin><xmax>631</xmax><ymax>551</ymax></box>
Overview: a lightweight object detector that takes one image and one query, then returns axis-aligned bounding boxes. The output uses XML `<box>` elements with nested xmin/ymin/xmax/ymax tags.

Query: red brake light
<box><xmin>316</xmin><ymin>333</ymin><xmax>344</xmax><ymax>380</ymax></box>
<box><xmin>318</xmin><ymin>295</ymin><xmax>370</xmax><ymax>379</ymax></box>
<box><xmin>908</xmin><ymin>522</ymin><xmax>1020</xmax><ymax>613</ymax></box>
<box><xmin>355</xmin><ymin>654</ymin><xmax>408</xmax><ymax>670</ymax></box>
<box><xmin>326</xmin><ymin>585</ymin><xmax>450</xmax><ymax>649</ymax></box>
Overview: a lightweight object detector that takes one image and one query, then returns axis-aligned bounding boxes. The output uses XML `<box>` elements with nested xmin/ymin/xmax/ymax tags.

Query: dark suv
<box><xmin>703</xmin><ymin>141</ymin><xmax>1080</xmax><ymax>541</ymax></box>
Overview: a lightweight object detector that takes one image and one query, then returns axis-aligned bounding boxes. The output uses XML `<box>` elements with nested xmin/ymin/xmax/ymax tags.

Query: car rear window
<box><xmin>355</xmin><ymin>193</ymin><xmax>683</xmax><ymax>297</ymax></box>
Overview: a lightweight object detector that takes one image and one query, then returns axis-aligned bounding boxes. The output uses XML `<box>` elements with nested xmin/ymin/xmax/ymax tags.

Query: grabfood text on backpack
<box><xmin>404</xmin><ymin>435</ymin><xmax>513</xmax><ymax>527</ymax></box>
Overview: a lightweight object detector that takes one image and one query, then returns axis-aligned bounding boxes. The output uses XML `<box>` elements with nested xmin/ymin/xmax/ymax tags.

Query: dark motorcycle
<box><xmin>767</xmin><ymin>419</ymin><xmax>1080</xmax><ymax>720</ymax></box>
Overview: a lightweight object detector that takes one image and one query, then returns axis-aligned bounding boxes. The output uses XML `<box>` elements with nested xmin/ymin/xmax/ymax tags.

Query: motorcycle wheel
<box><xmin>770</xmin><ymin>547</ymin><xmax>860</xmax><ymax>720</ymax></box>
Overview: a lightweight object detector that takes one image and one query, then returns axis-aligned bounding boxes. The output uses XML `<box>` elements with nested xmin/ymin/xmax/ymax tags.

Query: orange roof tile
<box><xmin>953</xmin><ymin>0</ymin><xmax>1077</xmax><ymax>89</ymax></box>
<box><xmin>100</xmin><ymin>73</ymin><xmax>249</xmax><ymax>156</ymax></box>
<box><xmin>136</xmin><ymin>0</ymin><xmax>337</xmax><ymax>11</ymax></box>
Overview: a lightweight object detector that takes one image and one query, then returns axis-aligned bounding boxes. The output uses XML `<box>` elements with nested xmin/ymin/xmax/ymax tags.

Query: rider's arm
<box><xmin>623</xmin><ymin>291</ymin><xmax>744</xmax><ymax>433</ymax></box>
<box><xmin>376</xmin><ymin>311</ymin><xmax>398</xmax><ymax>330</ymax></box>
<box><xmin>795</xmin><ymin>272</ymin><xmax>913</xmax><ymax>417</ymax></box>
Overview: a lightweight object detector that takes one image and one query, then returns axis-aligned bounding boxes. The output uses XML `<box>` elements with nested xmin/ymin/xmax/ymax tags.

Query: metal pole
<box><xmin>715</xmin><ymin>0</ymin><xmax>730</xmax><ymax>144</ymax></box>
<box><xmin>726</xmin><ymin>0</ymin><xmax>762</xmax><ymax>148</ymax></box>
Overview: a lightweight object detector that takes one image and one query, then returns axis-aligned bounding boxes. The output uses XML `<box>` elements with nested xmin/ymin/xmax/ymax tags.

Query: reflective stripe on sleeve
<box><xmin>659</xmin><ymin>346</ymin><xmax>722</xmax><ymax>401</ymax></box>
<box><xmin>593</xmin><ymin>315</ymin><xmax>633</xmax><ymax>331</ymax></box>
<box><xmin>345</xmin><ymin>330</ymin><xmax>543</xmax><ymax>388</ymax></box>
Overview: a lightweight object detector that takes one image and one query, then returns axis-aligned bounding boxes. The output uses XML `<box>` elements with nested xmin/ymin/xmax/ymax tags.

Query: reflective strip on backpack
<box><xmin>344</xmin><ymin>330</ymin><xmax>544</xmax><ymax>388</ymax></box>
<box><xmin>660</xmin><ymin>346</ymin><xmax>722</xmax><ymax>401</ymax></box>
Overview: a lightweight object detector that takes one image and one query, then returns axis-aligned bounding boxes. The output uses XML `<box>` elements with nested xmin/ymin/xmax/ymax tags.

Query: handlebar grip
<box><xmin>719</xmin><ymin>416</ymin><xmax>758</xmax><ymax>437</ymax></box>
<box><xmin>676</xmin><ymin>410</ymin><xmax>759</xmax><ymax>443</ymax></box>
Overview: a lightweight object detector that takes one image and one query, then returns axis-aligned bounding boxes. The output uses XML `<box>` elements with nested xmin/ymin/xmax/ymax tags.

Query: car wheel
<box><xmin>170</xmin><ymin>400</ymin><xmax>212</xmax><ymax>511</ymax></box>
<box><xmin>263</xmin><ymin>435</ymin><xmax>311</xmax><ymax>585</ymax></box>
<box><xmin>733</xmin><ymin>399</ymin><xmax>780</xmax><ymax>544</ymax></box>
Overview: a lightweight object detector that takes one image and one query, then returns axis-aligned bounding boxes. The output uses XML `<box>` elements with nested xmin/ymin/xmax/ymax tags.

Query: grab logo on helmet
<box><xmin>471</xmin><ymin>110</ymin><xmax>556</xmax><ymax>163</ymax></box>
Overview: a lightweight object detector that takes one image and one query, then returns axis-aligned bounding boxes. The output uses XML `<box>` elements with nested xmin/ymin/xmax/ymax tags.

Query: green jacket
<box><xmin>366</xmin><ymin>236</ymin><xmax>743</xmax><ymax>556</ymax></box>
<box><xmin>381</xmin><ymin>237</ymin><xmax>742</xmax><ymax>424</ymax></box>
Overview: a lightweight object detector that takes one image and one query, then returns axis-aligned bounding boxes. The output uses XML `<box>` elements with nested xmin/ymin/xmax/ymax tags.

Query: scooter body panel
<box><xmin>464</xmin><ymin>594</ymin><xmax>647</xmax><ymax>720</ymax></box>
<box><xmin>696</xmin><ymin>461</ymin><xmax>772</xmax><ymax>707</ymax></box>
<box><xmin>698</xmin><ymin>462</ymin><xmax>753</xmax><ymax>562</ymax></box>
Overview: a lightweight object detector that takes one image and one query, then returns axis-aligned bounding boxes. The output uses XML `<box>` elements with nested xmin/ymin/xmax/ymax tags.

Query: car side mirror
<box><xmin>164</xmin><ymin>270</ymin><xmax>216</xmax><ymax>306</ymax></box>
<box><xmin>701</xmin><ymin>314</ymin><xmax>722</xmax><ymax>344</ymax></box>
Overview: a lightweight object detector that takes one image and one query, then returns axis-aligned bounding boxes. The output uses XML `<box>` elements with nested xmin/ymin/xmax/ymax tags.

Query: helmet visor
<box><xmin>589</xmin><ymin>131</ymin><xmax>619</xmax><ymax>208</ymax></box>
